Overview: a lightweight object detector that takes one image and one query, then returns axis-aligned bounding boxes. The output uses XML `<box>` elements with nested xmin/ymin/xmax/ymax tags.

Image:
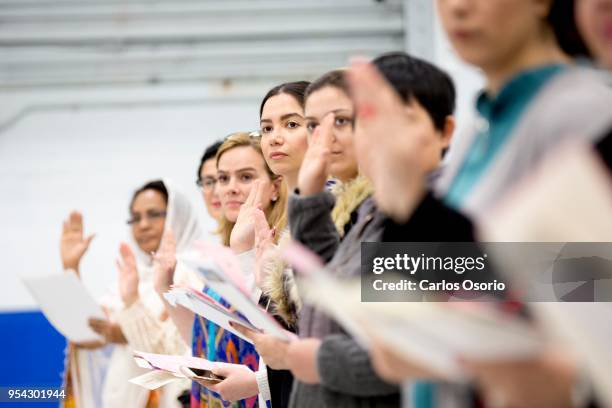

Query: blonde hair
<box><xmin>331</xmin><ymin>175</ymin><xmax>373</xmax><ymax>237</ymax></box>
<box><xmin>216</xmin><ymin>132</ymin><xmax>287</xmax><ymax>246</ymax></box>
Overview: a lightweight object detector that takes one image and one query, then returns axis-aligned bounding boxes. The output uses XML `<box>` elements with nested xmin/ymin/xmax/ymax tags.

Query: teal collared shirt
<box><xmin>444</xmin><ymin>64</ymin><xmax>566</xmax><ymax>210</ymax></box>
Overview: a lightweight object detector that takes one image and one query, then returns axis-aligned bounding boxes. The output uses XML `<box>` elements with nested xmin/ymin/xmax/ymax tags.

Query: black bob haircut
<box><xmin>372</xmin><ymin>52</ymin><xmax>456</xmax><ymax>131</ymax></box>
<box><xmin>548</xmin><ymin>0</ymin><xmax>591</xmax><ymax>59</ymax></box>
<box><xmin>130</xmin><ymin>180</ymin><xmax>168</xmax><ymax>212</ymax></box>
<box><xmin>196</xmin><ymin>140</ymin><xmax>223</xmax><ymax>182</ymax></box>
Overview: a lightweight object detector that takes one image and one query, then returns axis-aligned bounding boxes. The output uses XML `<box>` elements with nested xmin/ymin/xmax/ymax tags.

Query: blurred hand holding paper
<box><xmin>133</xmin><ymin>350</ymin><xmax>218</xmax><ymax>374</ymax></box>
<box><xmin>130</xmin><ymin>351</ymin><xmax>220</xmax><ymax>390</ymax></box>
<box><xmin>478</xmin><ymin>143</ymin><xmax>612</xmax><ymax>406</ymax></box>
<box><xmin>22</xmin><ymin>270</ymin><xmax>105</xmax><ymax>342</ymax></box>
<box><xmin>282</xmin><ymin>241</ymin><xmax>543</xmax><ymax>381</ymax></box>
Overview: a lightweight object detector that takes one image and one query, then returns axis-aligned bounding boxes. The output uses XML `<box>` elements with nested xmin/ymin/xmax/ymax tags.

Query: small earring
<box><xmin>272</xmin><ymin>196</ymin><xmax>278</xmax><ymax>202</ymax></box>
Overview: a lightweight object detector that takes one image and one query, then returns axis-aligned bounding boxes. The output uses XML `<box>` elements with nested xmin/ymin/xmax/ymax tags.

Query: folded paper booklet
<box><xmin>282</xmin><ymin>241</ymin><xmax>543</xmax><ymax>381</ymax></box>
<box><xmin>23</xmin><ymin>271</ymin><xmax>106</xmax><ymax>343</ymax></box>
<box><xmin>163</xmin><ymin>285</ymin><xmax>260</xmax><ymax>343</ymax></box>
<box><xmin>171</xmin><ymin>242</ymin><xmax>291</xmax><ymax>342</ymax></box>
<box><xmin>534</xmin><ymin>303</ymin><xmax>612</xmax><ymax>408</ymax></box>
<box><xmin>130</xmin><ymin>351</ymin><xmax>221</xmax><ymax>390</ymax></box>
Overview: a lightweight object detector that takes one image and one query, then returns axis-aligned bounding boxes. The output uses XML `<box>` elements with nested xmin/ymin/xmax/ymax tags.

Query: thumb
<box><xmin>84</xmin><ymin>234</ymin><xmax>96</xmax><ymax>248</ymax></box>
<box><xmin>210</xmin><ymin>366</ymin><xmax>232</xmax><ymax>377</ymax></box>
<box><xmin>115</xmin><ymin>259</ymin><xmax>124</xmax><ymax>276</ymax></box>
<box><xmin>229</xmin><ymin>321</ymin><xmax>258</xmax><ymax>341</ymax></box>
<box><xmin>309</xmin><ymin>123</ymin><xmax>322</xmax><ymax>147</ymax></box>
<box><xmin>319</xmin><ymin>113</ymin><xmax>335</xmax><ymax>143</ymax></box>
<box><xmin>101</xmin><ymin>305</ymin><xmax>111</xmax><ymax>320</ymax></box>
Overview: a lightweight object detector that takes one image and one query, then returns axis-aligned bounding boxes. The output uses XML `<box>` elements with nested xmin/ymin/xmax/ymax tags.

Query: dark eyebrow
<box><xmin>304</xmin><ymin>109</ymin><xmax>352</xmax><ymax>122</ymax></box>
<box><xmin>236</xmin><ymin>167</ymin><xmax>257</xmax><ymax>173</ymax></box>
<box><xmin>260</xmin><ymin>112</ymin><xmax>303</xmax><ymax>124</ymax></box>
<box><xmin>218</xmin><ymin>167</ymin><xmax>257</xmax><ymax>173</ymax></box>
<box><xmin>281</xmin><ymin>113</ymin><xmax>303</xmax><ymax>121</ymax></box>
<box><xmin>330</xmin><ymin>109</ymin><xmax>353</xmax><ymax>115</ymax></box>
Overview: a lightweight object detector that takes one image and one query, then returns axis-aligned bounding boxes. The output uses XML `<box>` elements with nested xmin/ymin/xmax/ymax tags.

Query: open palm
<box><xmin>297</xmin><ymin>114</ymin><xmax>334</xmax><ymax>196</ymax></box>
<box><xmin>116</xmin><ymin>243</ymin><xmax>139</xmax><ymax>307</ymax></box>
<box><xmin>230</xmin><ymin>180</ymin><xmax>264</xmax><ymax>253</ymax></box>
<box><xmin>60</xmin><ymin>211</ymin><xmax>95</xmax><ymax>272</ymax></box>
<box><xmin>153</xmin><ymin>230</ymin><xmax>177</xmax><ymax>294</ymax></box>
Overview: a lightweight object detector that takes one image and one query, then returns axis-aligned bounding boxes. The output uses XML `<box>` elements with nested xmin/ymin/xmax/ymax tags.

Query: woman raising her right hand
<box><xmin>155</xmin><ymin>132</ymin><xmax>288</xmax><ymax>407</ymax></box>
<box><xmin>61</xmin><ymin>179</ymin><xmax>202</xmax><ymax>408</ymax></box>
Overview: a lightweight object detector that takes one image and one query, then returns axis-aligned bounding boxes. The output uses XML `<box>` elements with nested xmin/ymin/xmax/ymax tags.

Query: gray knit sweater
<box><xmin>287</xmin><ymin>192</ymin><xmax>400</xmax><ymax>408</ymax></box>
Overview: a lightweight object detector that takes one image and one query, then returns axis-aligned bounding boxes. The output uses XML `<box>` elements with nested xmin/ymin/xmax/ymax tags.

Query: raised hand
<box><xmin>230</xmin><ymin>180</ymin><xmax>264</xmax><ymax>253</ymax></box>
<box><xmin>347</xmin><ymin>59</ymin><xmax>428</xmax><ymax>222</ymax></box>
<box><xmin>297</xmin><ymin>114</ymin><xmax>335</xmax><ymax>196</ymax></box>
<box><xmin>60</xmin><ymin>211</ymin><xmax>95</xmax><ymax>272</ymax></box>
<box><xmin>116</xmin><ymin>243</ymin><xmax>139</xmax><ymax>307</ymax></box>
<box><xmin>253</xmin><ymin>208</ymin><xmax>276</xmax><ymax>288</ymax></box>
<box><xmin>153</xmin><ymin>230</ymin><xmax>177</xmax><ymax>294</ymax></box>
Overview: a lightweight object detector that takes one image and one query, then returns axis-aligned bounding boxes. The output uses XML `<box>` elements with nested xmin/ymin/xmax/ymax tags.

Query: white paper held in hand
<box><xmin>22</xmin><ymin>271</ymin><xmax>105</xmax><ymax>343</ymax></box>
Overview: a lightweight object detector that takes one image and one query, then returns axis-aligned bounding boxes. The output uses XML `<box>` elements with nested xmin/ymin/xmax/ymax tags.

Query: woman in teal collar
<box><xmin>347</xmin><ymin>0</ymin><xmax>612</xmax><ymax>407</ymax></box>
<box><xmin>434</xmin><ymin>0</ymin><xmax>611</xmax><ymax>214</ymax></box>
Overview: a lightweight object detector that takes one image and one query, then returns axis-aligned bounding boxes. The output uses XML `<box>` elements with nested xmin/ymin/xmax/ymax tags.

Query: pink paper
<box><xmin>134</xmin><ymin>351</ymin><xmax>217</xmax><ymax>374</ymax></box>
<box><xmin>281</xmin><ymin>241</ymin><xmax>325</xmax><ymax>277</ymax></box>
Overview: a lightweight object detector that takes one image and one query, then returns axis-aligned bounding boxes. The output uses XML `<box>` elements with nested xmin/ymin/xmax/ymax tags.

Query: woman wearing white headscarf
<box><xmin>60</xmin><ymin>179</ymin><xmax>202</xmax><ymax>408</ymax></box>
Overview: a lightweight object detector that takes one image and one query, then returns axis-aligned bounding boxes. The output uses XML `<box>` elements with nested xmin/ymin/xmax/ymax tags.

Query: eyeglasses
<box><xmin>126</xmin><ymin>210</ymin><xmax>167</xmax><ymax>225</ymax></box>
<box><xmin>196</xmin><ymin>177</ymin><xmax>217</xmax><ymax>190</ymax></box>
<box><xmin>224</xmin><ymin>131</ymin><xmax>261</xmax><ymax>141</ymax></box>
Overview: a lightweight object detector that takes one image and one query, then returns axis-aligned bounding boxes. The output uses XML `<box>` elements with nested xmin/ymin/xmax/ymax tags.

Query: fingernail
<box><xmin>357</xmin><ymin>104</ymin><xmax>376</xmax><ymax>119</ymax></box>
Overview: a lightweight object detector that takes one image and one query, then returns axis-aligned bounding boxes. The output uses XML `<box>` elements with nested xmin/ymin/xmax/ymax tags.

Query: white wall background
<box><xmin>0</xmin><ymin>97</ymin><xmax>261</xmax><ymax>309</ymax></box>
<box><xmin>0</xmin><ymin>0</ymin><xmax>484</xmax><ymax>311</ymax></box>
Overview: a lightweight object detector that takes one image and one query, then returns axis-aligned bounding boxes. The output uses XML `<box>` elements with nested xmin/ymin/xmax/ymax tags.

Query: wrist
<box><xmin>231</xmin><ymin>239</ymin><xmax>254</xmax><ymax>254</ymax></box>
<box><xmin>298</xmin><ymin>183</ymin><xmax>324</xmax><ymax>197</ymax></box>
<box><xmin>123</xmin><ymin>295</ymin><xmax>139</xmax><ymax>308</ymax></box>
<box><xmin>155</xmin><ymin>281</ymin><xmax>171</xmax><ymax>295</ymax></box>
<box><xmin>63</xmin><ymin>262</ymin><xmax>79</xmax><ymax>272</ymax></box>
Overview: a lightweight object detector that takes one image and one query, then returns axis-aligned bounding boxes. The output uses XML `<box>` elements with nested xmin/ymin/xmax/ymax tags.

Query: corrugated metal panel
<box><xmin>0</xmin><ymin>0</ymin><xmax>406</xmax><ymax>89</ymax></box>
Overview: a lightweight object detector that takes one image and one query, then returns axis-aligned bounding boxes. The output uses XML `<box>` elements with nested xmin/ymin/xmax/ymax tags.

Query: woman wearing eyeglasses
<box><xmin>196</xmin><ymin>141</ymin><xmax>224</xmax><ymax>223</ymax></box>
<box><xmin>60</xmin><ymin>179</ymin><xmax>202</xmax><ymax>408</ymax></box>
